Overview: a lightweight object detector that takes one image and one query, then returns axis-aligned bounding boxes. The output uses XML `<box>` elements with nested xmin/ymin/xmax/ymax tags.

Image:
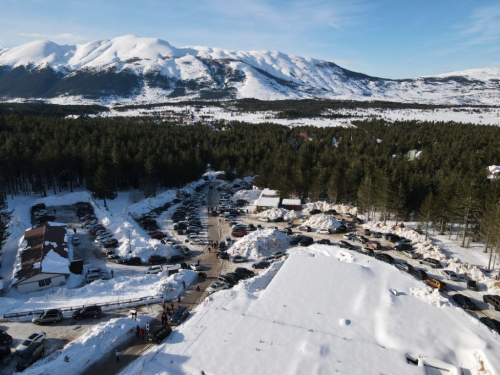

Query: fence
<box><xmin>2</xmin><ymin>293</ymin><xmax>163</xmax><ymax>320</ymax></box>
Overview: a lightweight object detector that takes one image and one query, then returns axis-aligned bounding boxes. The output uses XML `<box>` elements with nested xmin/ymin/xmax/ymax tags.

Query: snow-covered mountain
<box><xmin>0</xmin><ymin>35</ymin><xmax>499</xmax><ymax>105</ymax></box>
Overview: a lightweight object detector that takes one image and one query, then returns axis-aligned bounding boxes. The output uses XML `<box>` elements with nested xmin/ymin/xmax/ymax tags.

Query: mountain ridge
<box><xmin>0</xmin><ymin>35</ymin><xmax>499</xmax><ymax>105</ymax></box>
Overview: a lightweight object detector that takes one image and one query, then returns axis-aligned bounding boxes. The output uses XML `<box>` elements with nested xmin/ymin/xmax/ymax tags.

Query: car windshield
<box><xmin>21</xmin><ymin>339</ymin><xmax>32</xmax><ymax>346</ymax></box>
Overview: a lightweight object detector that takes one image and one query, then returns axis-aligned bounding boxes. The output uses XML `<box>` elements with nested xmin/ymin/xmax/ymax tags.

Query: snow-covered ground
<box><xmin>99</xmin><ymin>104</ymin><xmax>500</xmax><ymax>126</ymax></box>
<box><xmin>2</xmin><ymin>185</ymin><xmax>500</xmax><ymax>375</ymax></box>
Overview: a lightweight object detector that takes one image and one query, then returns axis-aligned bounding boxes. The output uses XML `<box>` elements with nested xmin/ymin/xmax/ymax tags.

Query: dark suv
<box><xmin>149</xmin><ymin>255</ymin><xmax>167</xmax><ymax>265</ymax></box>
<box><xmin>147</xmin><ymin>326</ymin><xmax>172</xmax><ymax>344</ymax></box>
<box><xmin>170</xmin><ymin>306</ymin><xmax>190</xmax><ymax>326</ymax></box>
<box><xmin>16</xmin><ymin>341</ymin><xmax>45</xmax><ymax>371</ymax></box>
<box><xmin>235</xmin><ymin>268</ymin><xmax>255</xmax><ymax>278</ymax></box>
<box><xmin>32</xmin><ymin>309</ymin><xmax>63</xmax><ymax>325</ymax></box>
<box><xmin>0</xmin><ymin>330</ymin><xmax>12</xmax><ymax>345</ymax></box>
<box><xmin>72</xmin><ymin>305</ymin><xmax>102</xmax><ymax>319</ymax></box>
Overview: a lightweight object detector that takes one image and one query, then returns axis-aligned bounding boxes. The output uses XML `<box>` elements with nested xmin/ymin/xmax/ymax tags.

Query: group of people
<box><xmin>134</xmin><ymin>322</ymin><xmax>150</xmax><ymax>339</ymax></box>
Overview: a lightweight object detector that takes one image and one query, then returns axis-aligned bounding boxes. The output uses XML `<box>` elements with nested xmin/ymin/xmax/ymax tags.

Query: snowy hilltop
<box><xmin>1</xmin><ymin>35</ymin><xmax>500</xmax><ymax>105</ymax></box>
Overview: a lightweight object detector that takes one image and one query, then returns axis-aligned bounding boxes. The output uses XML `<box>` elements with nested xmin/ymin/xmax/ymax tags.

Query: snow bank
<box><xmin>228</xmin><ymin>228</ymin><xmax>290</xmax><ymax>260</ymax></box>
<box><xmin>258</xmin><ymin>207</ymin><xmax>296</xmax><ymax>221</ymax></box>
<box><xmin>303</xmin><ymin>201</ymin><xmax>358</xmax><ymax>216</ymax></box>
<box><xmin>301</xmin><ymin>214</ymin><xmax>341</xmax><ymax>229</ymax></box>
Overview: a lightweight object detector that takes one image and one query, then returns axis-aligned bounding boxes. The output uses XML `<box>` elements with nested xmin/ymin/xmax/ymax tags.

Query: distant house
<box><xmin>299</xmin><ymin>130</ymin><xmax>308</xmax><ymax>139</ymax></box>
<box><xmin>14</xmin><ymin>222</ymin><xmax>70</xmax><ymax>294</ymax></box>
<box><xmin>255</xmin><ymin>188</ymin><xmax>280</xmax><ymax>212</ymax></box>
<box><xmin>281</xmin><ymin>199</ymin><xmax>302</xmax><ymax>211</ymax></box>
<box><xmin>488</xmin><ymin>165</ymin><xmax>500</xmax><ymax>180</ymax></box>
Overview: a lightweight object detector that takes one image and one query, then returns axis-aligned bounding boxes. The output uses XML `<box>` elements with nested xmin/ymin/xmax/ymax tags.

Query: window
<box><xmin>38</xmin><ymin>278</ymin><xmax>52</xmax><ymax>287</ymax></box>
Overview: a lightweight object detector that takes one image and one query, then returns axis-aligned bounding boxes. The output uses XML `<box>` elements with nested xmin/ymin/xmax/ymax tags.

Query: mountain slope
<box><xmin>0</xmin><ymin>35</ymin><xmax>499</xmax><ymax>105</ymax></box>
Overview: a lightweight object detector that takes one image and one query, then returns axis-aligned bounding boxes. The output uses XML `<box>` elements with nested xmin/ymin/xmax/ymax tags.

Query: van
<box><xmin>426</xmin><ymin>278</ymin><xmax>447</xmax><ymax>291</ymax></box>
<box><xmin>483</xmin><ymin>294</ymin><xmax>500</xmax><ymax>311</ymax></box>
<box><xmin>16</xmin><ymin>341</ymin><xmax>45</xmax><ymax>371</ymax></box>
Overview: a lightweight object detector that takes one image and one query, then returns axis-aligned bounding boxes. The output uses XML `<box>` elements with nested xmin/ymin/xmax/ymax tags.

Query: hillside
<box><xmin>0</xmin><ymin>35</ymin><xmax>499</xmax><ymax>105</ymax></box>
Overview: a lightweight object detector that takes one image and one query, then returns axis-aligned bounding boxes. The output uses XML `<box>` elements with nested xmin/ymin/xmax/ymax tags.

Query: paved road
<box><xmin>81</xmin><ymin>182</ymin><xmax>223</xmax><ymax>375</ymax></box>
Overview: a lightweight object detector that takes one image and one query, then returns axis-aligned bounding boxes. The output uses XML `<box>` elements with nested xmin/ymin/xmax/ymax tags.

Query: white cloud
<box><xmin>461</xmin><ymin>5</ymin><xmax>500</xmax><ymax>45</ymax></box>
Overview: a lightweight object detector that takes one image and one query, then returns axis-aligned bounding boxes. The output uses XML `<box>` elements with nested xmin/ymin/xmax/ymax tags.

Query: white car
<box><xmin>442</xmin><ymin>270</ymin><xmax>458</xmax><ymax>281</ymax></box>
<box><xmin>402</xmin><ymin>249</ymin><xmax>418</xmax><ymax>259</ymax></box>
<box><xmin>145</xmin><ymin>265</ymin><xmax>163</xmax><ymax>275</ymax></box>
<box><xmin>206</xmin><ymin>281</ymin><xmax>228</xmax><ymax>294</ymax></box>
<box><xmin>258</xmin><ymin>217</ymin><xmax>270</xmax><ymax>222</ymax></box>
<box><xmin>317</xmin><ymin>228</ymin><xmax>330</xmax><ymax>235</ymax></box>
<box><xmin>16</xmin><ymin>331</ymin><xmax>46</xmax><ymax>355</ymax></box>
<box><xmin>190</xmin><ymin>263</ymin><xmax>202</xmax><ymax>271</ymax></box>
<box><xmin>343</xmin><ymin>233</ymin><xmax>356</xmax><ymax>240</ymax></box>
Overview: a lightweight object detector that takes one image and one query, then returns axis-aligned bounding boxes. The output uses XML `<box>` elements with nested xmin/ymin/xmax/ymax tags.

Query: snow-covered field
<box><xmin>99</xmin><ymin>104</ymin><xmax>500</xmax><ymax>126</ymax></box>
<box><xmin>1</xmin><ymin>184</ymin><xmax>500</xmax><ymax>375</ymax></box>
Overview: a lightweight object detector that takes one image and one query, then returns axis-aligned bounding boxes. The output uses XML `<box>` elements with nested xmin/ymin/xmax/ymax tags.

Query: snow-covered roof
<box><xmin>261</xmin><ymin>188</ymin><xmax>278</xmax><ymax>197</ymax></box>
<box><xmin>488</xmin><ymin>165</ymin><xmax>500</xmax><ymax>179</ymax></box>
<box><xmin>255</xmin><ymin>197</ymin><xmax>280</xmax><ymax>208</ymax></box>
<box><xmin>15</xmin><ymin>222</ymin><xmax>69</xmax><ymax>283</ymax></box>
<box><xmin>281</xmin><ymin>198</ymin><xmax>301</xmax><ymax>206</ymax></box>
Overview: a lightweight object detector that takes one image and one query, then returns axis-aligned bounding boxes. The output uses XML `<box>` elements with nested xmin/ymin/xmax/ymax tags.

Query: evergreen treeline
<box><xmin>0</xmin><ymin>114</ymin><xmax>500</xmax><ymax>254</ymax></box>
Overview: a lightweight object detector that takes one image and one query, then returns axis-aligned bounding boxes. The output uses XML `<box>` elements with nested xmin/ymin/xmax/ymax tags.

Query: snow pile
<box><xmin>232</xmin><ymin>189</ymin><xmax>261</xmax><ymax>204</ymax></box>
<box><xmin>227</xmin><ymin>228</ymin><xmax>290</xmax><ymax>260</ymax></box>
<box><xmin>301</xmin><ymin>214</ymin><xmax>341</xmax><ymax>229</ymax></box>
<box><xmin>21</xmin><ymin>317</ymin><xmax>141</xmax><ymax>375</ymax></box>
<box><xmin>303</xmin><ymin>201</ymin><xmax>358</xmax><ymax>216</ymax></box>
<box><xmin>139</xmin><ymin>252</ymin><xmax>500</xmax><ymax>375</ymax></box>
<box><xmin>258</xmin><ymin>207</ymin><xmax>296</xmax><ymax>221</ymax></box>
<box><xmin>232</xmin><ymin>260</ymin><xmax>285</xmax><ymax>294</ymax></box>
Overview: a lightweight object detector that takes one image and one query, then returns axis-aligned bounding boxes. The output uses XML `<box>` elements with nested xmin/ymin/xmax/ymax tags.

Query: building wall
<box><xmin>16</xmin><ymin>273</ymin><xmax>67</xmax><ymax>294</ymax></box>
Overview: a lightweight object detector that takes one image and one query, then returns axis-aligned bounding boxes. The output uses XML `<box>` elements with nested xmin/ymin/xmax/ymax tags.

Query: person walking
<box><xmin>135</xmin><ymin>325</ymin><xmax>140</xmax><ymax>338</ymax></box>
<box><xmin>197</xmin><ymin>259</ymin><xmax>200</xmax><ymax>266</ymax></box>
<box><xmin>182</xmin><ymin>281</ymin><xmax>186</xmax><ymax>290</ymax></box>
<box><xmin>111</xmin><ymin>270</ymin><xmax>114</xmax><ymax>278</ymax></box>
<box><xmin>196</xmin><ymin>285</ymin><xmax>201</xmax><ymax>292</ymax></box>
<box><xmin>115</xmin><ymin>349</ymin><xmax>120</xmax><ymax>362</ymax></box>
<box><xmin>177</xmin><ymin>294</ymin><xmax>181</xmax><ymax>304</ymax></box>
<box><xmin>170</xmin><ymin>302</ymin><xmax>174</xmax><ymax>311</ymax></box>
<box><xmin>140</xmin><ymin>327</ymin><xmax>145</xmax><ymax>339</ymax></box>
<box><xmin>73</xmin><ymin>228</ymin><xmax>76</xmax><ymax>234</ymax></box>
<box><xmin>162</xmin><ymin>300</ymin><xmax>166</xmax><ymax>310</ymax></box>
<box><xmin>161</xmin><ymin>314</ymin><xmax>165</xmax><ymax>326</ymax></box>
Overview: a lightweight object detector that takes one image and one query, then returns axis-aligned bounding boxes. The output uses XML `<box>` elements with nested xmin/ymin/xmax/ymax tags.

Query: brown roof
<box><xmin>15</xmin><ymin>223</ymin><xmax>68</xmax><ymax>282</ymax></box>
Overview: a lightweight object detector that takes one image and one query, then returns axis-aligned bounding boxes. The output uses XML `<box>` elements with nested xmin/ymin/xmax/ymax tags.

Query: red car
<box><xmin>152</xmin><ymin>232</ymin><xmax>167</xmax><ymax>239</ymax></box>
<box><xmin>90</xmin><ymin>226</ymin><xmax>106</xmax><ymax>234</ymax></box>
<box><xmin>231</xmin><ymin>230</ymin><xmax>247</xmax><ymax>237</ymax></box>
<box><xmin>82</xmin><ymin>215</ymin><xmax>96</xmax><ymax>221</ymax></box>
<box><xmin>365</xmin><ymin>241</ymin><xmax>382</xmax><ymax>250</ymax></box>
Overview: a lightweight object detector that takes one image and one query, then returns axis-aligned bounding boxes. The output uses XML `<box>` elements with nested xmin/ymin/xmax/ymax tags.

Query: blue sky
<box><xmin>1</xmin><ymin>0</ymin><xmax>499</xmax><ymax>78</ymax></box>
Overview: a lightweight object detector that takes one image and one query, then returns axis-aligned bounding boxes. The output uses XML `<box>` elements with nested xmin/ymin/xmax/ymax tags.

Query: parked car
<box><xmin>258</xmin><ymin>217</ymin><xmax>270</xmax><ymax>222</ymax></box>
<box><xmin>0</xmin><ymin>330</ymin><xmax>12</xmax><ymax>346</ymax></box>
<box><xmin>278</xmin><ymin>228</ymin><xmax>293</xmax><ymax>235</ymax></box>
<box><xmin>32</xmin><ymin>309</ymin><xmax>63</xmax><ymax>325</ymax></box>
<box><xmin>73</xmin><ymin>305</ymin><xmax>102</xmax><ymax>319</ymax></box>
<box><xmin>101</xmin><ymin>238</ymin><xmax>118</xmax><ymax>248</ymax></box>
<box><xmin>315</xmin><ymin>239</ymin><xmax>332</xmax><ymax>245</ymax></box>
<box><xmin>152</xmin><ymin>232</ymin><xmax>168</xmax><ymax>240</ymax></box>
<box><xmin>234</xmin><ymin>268</ymin><xmax>255</xmax><ymax>278</ymax></box>
<box><xmin>426</xmin><ymin>278</ymin><xmax>447</xmax><ymax>291</ymax></box>
<box><xmin>170</xmin><ymin>306</ymin><xmax>190</xmax><ymax>326</ymax></box>
<box><xmin>402</xmin><ymin>249</ymin><xmax>418</xmax><ymax>259</ymax></box>
<box><xmin>252</xmin><ymin>261</ymin><xmax>271</xmax><ymax>269</ymax></box>
<box><xmin>0</xmin><ymin>346</ymin><xmax>11</xmax><ymax>361</ymax></box>
<box><xmin>149</xmin><ymin>255</ymin><xmax>167</xmax><ymax>265</ymax></box>
<box><xmin>420</xmin><ymin>258</ymin><xmax>442</xmax><ymax>268</ymax></box>
<box><xmin>15</xmin><ymin>341</ymin><xmax>45</xmax><ymax>372</ymax></box>
<box><xmin>298</xmin><ymin>236</ymin><xmax>314</xmax><ymax>246</ymax></box>
<box><xmin>145</xmin><ymin>265</ymin><xmax>163</xmax><ymax>275</ymax></box>
<box><xmin>168</xmin><ymin>254</ymin><xmax>185</xmax><ymax>262</ymax></box>
<box><xmin>357</xmin><ymin>247</ymin><xmax>374</xmax><ymax>256</ymax></box>
<box><xmin>232</xmin><ymin>229</ymin><xmax>247</xmax><ymax>237</ymax></box>
<box><xmin>467</xmin><ymin>280</ymin><xmax>478</xmax><ymax>291</ymax></box>
<box><xmin>310</xmin><ymin>209</ymin><xmax>322</xmax><ymax>215</ymax></box>
<box><xmin>353</xmin><ymin>235</ymin><xmax>369</xmax><ymax>244</ymax></box>
<box><xmin>442</xmin><ymin>270</ymin><xmax>458</xmax><ymax>281</ymax></box>
<box><xmin>189</xmin><ymin>263</ymin><xmax>202</xmax><ymax>271</ymax></box>
<box><xmin>365</xmin><ymin>241</ymin><xmax>382</xmax><ymax>250</ymax></box>
<box><xmin>451</xmin><ymin>294</ymin><xmax>478</xmax><ymax>310</ymax></box>
<box><xmin>384</xmin><ymin>233</ymin><xmax>401</xmax><ymax>243</ymax></box>
<box><xmin>115</xmin><ymin>257</ymin><xmax>142</xmax><ymax>265</ymax></box>
<box><xmin>483</xmin><ymin>294</ymin><xmax>500</xmax><ymax>311</ymax></box>
<box><xmin>371</xmin><ymin>231</ymin><xmax>383</xmax><ymax>238</ymax></box>
<box><xmin>147</xmin><ymin>326</ymin><xmax>172</xmax><ymax>344</ymax></box>
<box><xmin>298</xmin><ymin>225</ymin><xmax>311</xmax><ymax>232</ymax></box>
<box><xmin>394</xmin><ymin>263</ymin><xmax>413</xmax><ymax>273</ymax></box>
<box><xmin>352</xmin><ymin>217</ymin><xmax>364</xmax><ymax>224</ymax></box>
<box><xmin>317</xmin><ymin>228</ymin><xmax>331</xmax><ymax>235</ymax></box>
<box><xmin>218</xmin><ymin>274</ymin><xmax>237</xmax><ymax>285</ymax></box>
<box><xmin>338</xmin><ymin>240</ymin><xmax>356</xmax><ymax>250</ymax></box>
<box><xmin>232</xmin><ymin>255</ymin><xmax>247</xmax><ymax>263</ymax></box>
<box><xmin>343</xmin><ymin>233</ymin><xmax>357</xmax><ymax>240</ymax></box>
<box><xmin>394</xmin><ymin>243</ymin><xmax>413</xmax><ymax>251</ymax></box>
<box><xmin>15</xmin><ymin>331</ymin><xmax>46</xmax><ymax>356</ymax></box>
<box><xmin>374</xmin><ymin>253</ymin><xmax>394</xmax><ymax>264</ymax></box>
<box><xmin>206</xmin><ymin>281</ymin><xmax>229</xmax><ymax>294</ymax></box>
<box><xmin>410</xmin><ymin>269</ymin><xmax>428</xmax><ymax>280</ymax></box>
<box><xmin>479</xmin><ymin>317</ymin><xmax>500</xmax><ymax>334</ymax></box>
